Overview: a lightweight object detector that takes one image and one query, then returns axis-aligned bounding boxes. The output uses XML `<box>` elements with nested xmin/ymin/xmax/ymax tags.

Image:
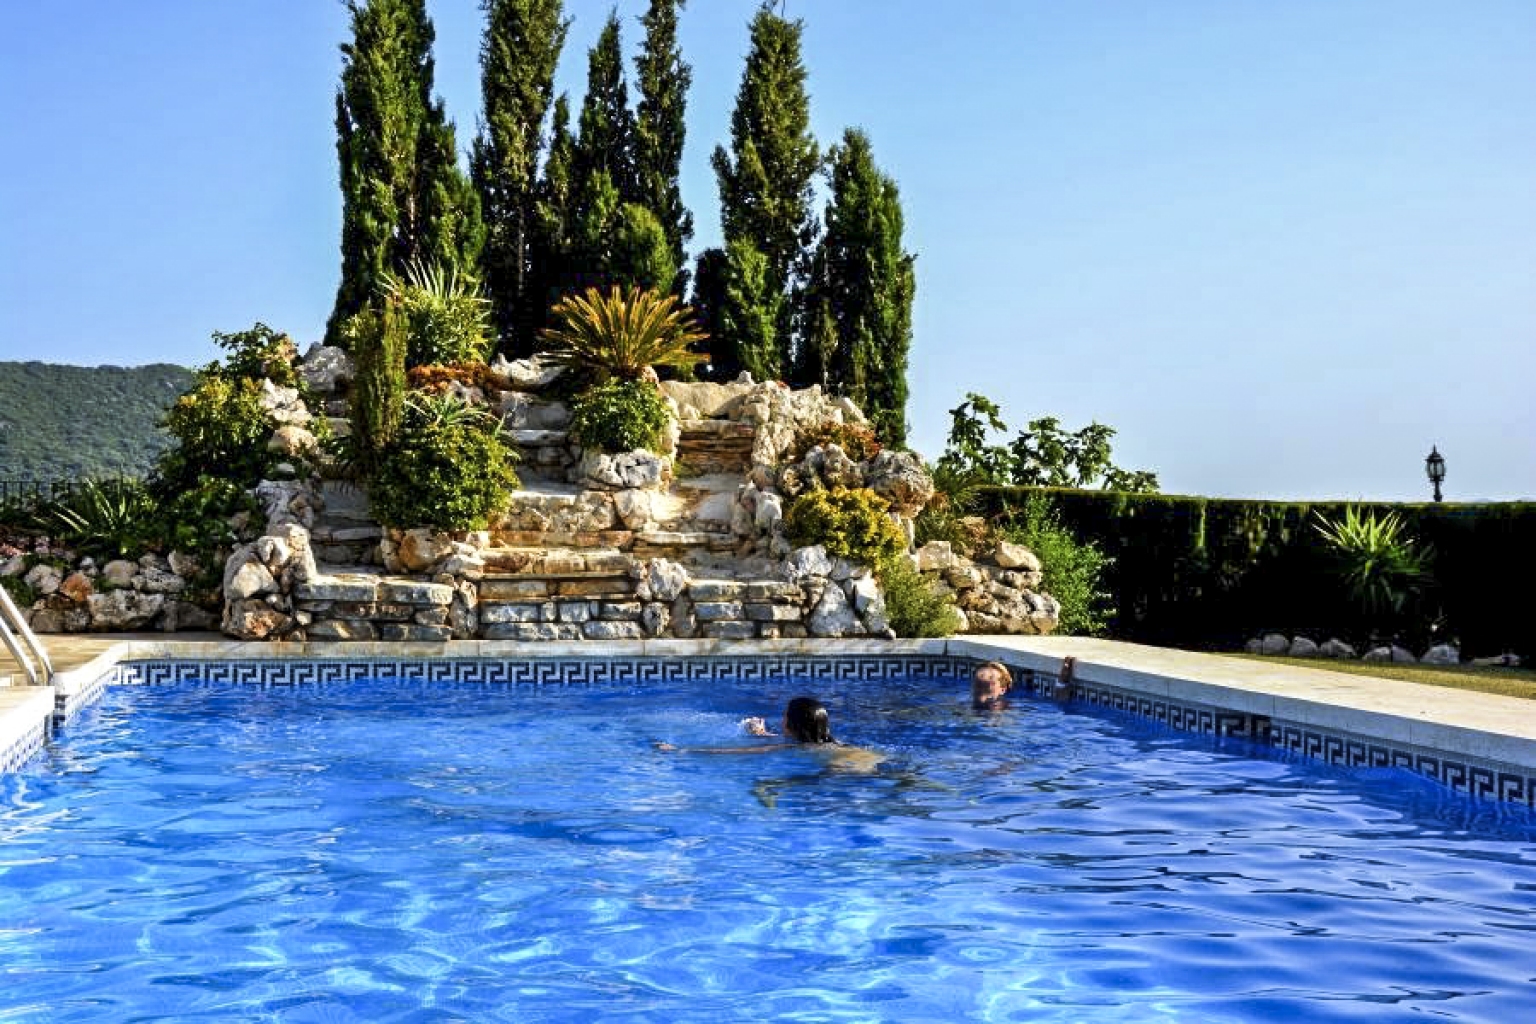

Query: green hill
<box><xmin>0</xmin><ymin>361</ymin><xmax>195</xmax><ymax>482</ymax></box>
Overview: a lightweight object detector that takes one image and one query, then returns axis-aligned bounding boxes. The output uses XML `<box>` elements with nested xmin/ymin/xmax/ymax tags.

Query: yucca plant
<box><xmin>380</xmin><ymin>259</ymin><xmax>493</xmax><ymax>367</ymax></box>
<box><xmin>1312</xmin><ymin>506</ymin><xmax>1433</xmax><ymax>621</ymax></box>
<box><xmin>403</xmin><ymin>390</ymin><xmax>503</xmax><ymax>433</ymax></box>
<box><xmin>539</xmin><ymin>286</ymin><xmax>709</xmax><ymax>381</ymax></box>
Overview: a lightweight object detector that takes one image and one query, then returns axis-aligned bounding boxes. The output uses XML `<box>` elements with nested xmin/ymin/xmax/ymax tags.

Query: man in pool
<box><xmin>971</xmin><ymin>661</ymin><xmax>1014</xmax><ymax>709</ymax></box>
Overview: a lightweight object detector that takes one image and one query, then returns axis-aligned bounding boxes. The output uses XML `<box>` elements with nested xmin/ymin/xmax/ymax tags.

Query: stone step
<box><xmin>479</xmin><ymin>574</ymin><xmax>638</xmax><ymax>602</ymax></box>
<box><xmin>630</xmin><ymin>530</ymin><xmax>739</xmax><ymax>559</ymax></box>
<box><xmin>489</xmin><ymin>529</ymin><xmax>635</xmax><ymax>549</ymax></box>
<box><xmin>479</xmin><ymin>546</ymin><xmax>633</xmax><ymax>576</ymax></box>
<box><xmin>679</xmin><ymin>419</ymin><xmax>756</xmax><ymax>439</ymax></box>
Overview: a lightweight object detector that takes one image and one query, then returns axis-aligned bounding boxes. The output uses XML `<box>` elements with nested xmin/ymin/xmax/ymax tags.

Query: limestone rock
<box><xmin>97</xmin><ymin>559</ymin><xmax>136</xmax><ymax>588</ymax></box>
<box><xmin>135</xmin><ymin>566</ymin><xmax>185</xmax><ymax>595</ymax></box>
<box><xmin>58</xmin><ymin>571</ymin><xmax>93</xmax><ymax>603</ymax></box>
<box><xmin>268</xmin><ymin>425</ymin><xmax>318</xmax><ymax>457</ymax></box>
<box><xmin>784</xmin><ymin>545</ymin><xmax>833</xmax><ymax>582</ymax></box>
<box><xmin>641</xmin><ymin>602</ymin><xmax>670</xmax><ymax>637</ymax></box>
<box><xmin>915</xmin><ymin>541</ymin><xmax>956</xmax><ymax>573</ymax></box>
<box><xmin>1363</xmin><ymin>645</ymin><xmax>1416</xmax><ymax>663</ymax></box>
<box><xmin>848</xmin><ymin>575</ymin><xmax>882</xmax><ymax>614</ymax></box>
<box><xmin>1287</xmin><ymin>636</ymin><xmax>1319</xmax><ymax>658</ymax></box>
<box><xmin>258</xmin><ymin>379</ymin><xmax>311</xmax><ymax>426</ymax></box>
<box><xmin>492</xmin><ymin>352</ymin><xmax>566</xmax><ymax>390</ymax></box>
<box><xmin>299</xmin><ymin>344</ymin><xmax>355</xmax><ymax>393</ymax></box>
<box><xmin>579</xmin><ymin>450</ymin><xmax>669</xmax><ymax>491</ymax></box>
<box><xmin>168</xmin><ymin>551</ymin><xmax>201</xmax><ymax>579</ymax></box>
<box><xmin>22</xmin><ymin>563</ymin><xmax>62</xmax><ymax>597</ymax></box>
<box><xmin>1318</xmin><ymin>638</ymin><xmax>1358</xmax><ymax>659</ymax></box>
<box><xmin>583</xmin><ymin>620</ymin><xmax>645</xmax><ymax>641</ymax></box>
<box><xmin>224</xmin><ymin>553</ymin><xmax>276</xmax><ymax>601</ymax></box>
<box><xmin>635</xmin><ymin>558</ymin><xmax>690</xmax><ymax>603</ymax></box>
<box><xmin>394</xmin><ymin>528</ymin><xmax>455</xmax><ymax>573</ymax></box>
<box><xmin>613</xmin><ymin>489</ymin><xmax>655</xmax><ymax>531</ymax></box>
<box><xmin>87</xmin><ymin>589</ymin><xmax>165</xmax><ymax>631</ymax></box>
<box><xmin>863</xmin><ymin>449</ymin><xmax>935</xmax><ymax>518</ymax></box>
<box><xmin>255</xmin><ymin>479</ymin><xmax>317</xmax><ymax>530</ymax></box>
<box><xmin>1259</xmin><ymin>633</ymin><xmax>1290</xmax><ymax>656</ymax></box>
<box><xmin>992</xmin><ymin>541</ymin><xmax>1042</xmax><ymax>572</ymax></box>
<box><xmin>808</xmin><ymin>582</ymin><xmax>861</xmax><ymax>637</ymax></box>
<box><xmin>1421</xmin><ymin>644</ymin><xmax>1460</xmax><ymax>666</ymax></box>
<box><xmin>1</xmin><ymin>554</ymin><xmax>25</xmax><ymax>577</ymax></box>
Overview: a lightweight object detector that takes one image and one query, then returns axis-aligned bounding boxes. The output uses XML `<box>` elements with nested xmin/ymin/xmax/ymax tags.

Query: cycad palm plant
<box><xmin>539</xmin><ymin>286</ymin><xmax>708</xmax><ymax>381</ymax></box>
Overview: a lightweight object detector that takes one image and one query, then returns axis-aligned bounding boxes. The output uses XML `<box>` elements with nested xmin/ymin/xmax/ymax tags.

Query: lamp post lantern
<box><xmin>1425</xmin><ymin>446</ymin><xmax>1445</xmax><ymax>503</ymax></box>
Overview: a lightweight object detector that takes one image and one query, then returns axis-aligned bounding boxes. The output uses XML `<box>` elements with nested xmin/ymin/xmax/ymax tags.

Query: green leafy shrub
<box><xmin>784</xmin><ymin>487</ymin><xmax>907</xmax><ymax>568</ymax></box>
<box><xmin>877</xmin><ymin>556</ymin><xmax>960</xmax><ymax>638</ymax></box>
<box><xmin>156</xmin><ymin>376</ymin><xmax>276</xmax><ymax>495</ymax></box>
<box><xmin>158</xmin><ymin>476</ymin><xmax>263</xmax><ymax>601</ymax></box>
<box><xmin>33</xmin><ymin>478</ymin><xmax>157</xmax><ymax>560</ymax></box>
<box><xmin>368</xmin><ymin>394</ymin><xmax>520</xmax><ymax>531</ymax></box>
<box><xmin>0</xmin><ymin>574</ymin><xmax>38</xmax><ymax>609</ymax></box>
<box><xmin>380</xmin><ymin>259</ymin><xmax>492</xmax><ymax>367</ymax></box>
<box><xmin>208</xmin><ymin>322</ymin><xmax>299</xmax><ymax>387</ymax></box>
<box><xmin>790</xmin><ymin>420</ymin><xmax>882</xmax><ymax>464</ymax></box>
<box><xmin>569</xmin><ymin>379</ymin><xmax>672</xmax><ymax>454</ymax></box>
<box><xmin>998</xmin><ymin>494</ymin><xmax>1111</xmax><ymax>636</ymax></box>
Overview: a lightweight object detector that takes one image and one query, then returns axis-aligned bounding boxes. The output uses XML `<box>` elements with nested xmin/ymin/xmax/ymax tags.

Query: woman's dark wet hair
<box><xmin>783</xmin><ymin>696</ymin><xmax>834</xmax><ymax>744</ymax></box>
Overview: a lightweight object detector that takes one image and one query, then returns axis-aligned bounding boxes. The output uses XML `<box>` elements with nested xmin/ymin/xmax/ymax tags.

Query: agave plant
<box><xmin>538</xmin><ymin>286</ymin><xmax>709</xmax><ymax>381</ymax></box>
<box><xmin>35</xmin><ymin>478</ymin><xmax>157</xmax><ymax>559</ymax></box>
<box><xmin>1312</xmin><ymin>505</ymin><xmax>1433</xmax><ymax>620</ymax></box>
<box><xmin>403</xmin><ymin>390</ymin><xmax>503</xmax><ymax>433</ymax></box>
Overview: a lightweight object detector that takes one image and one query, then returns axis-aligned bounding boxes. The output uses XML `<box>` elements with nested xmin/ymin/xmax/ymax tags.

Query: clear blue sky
<box><xmin>3</xmin><ymin>1</ymin><xmax>1532</xmax><ymax>501</ymax></box>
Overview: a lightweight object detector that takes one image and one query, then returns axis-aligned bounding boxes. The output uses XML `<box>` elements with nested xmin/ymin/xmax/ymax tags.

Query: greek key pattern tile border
<box><xmin>999</xmin><ymin>663</ymin><xmax>1535</xmax><ymax>808</ymax></box>
<box><xmin>0</xmin><ymin>719</ymin><xmax>49</xmax><ymax>774</ymax></box>
<box><xmin>84</xmin><ymin>655</ymin><xmax>973</xmax><ymax>697</ymax></box>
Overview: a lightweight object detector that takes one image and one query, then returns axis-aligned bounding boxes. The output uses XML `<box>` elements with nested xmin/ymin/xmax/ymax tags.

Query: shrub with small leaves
<box><xmin>156</xmin><ymin>376</ymin><xmax>277</xmax><ymax>496</ymax></box>
<box><xmin>208</xmin><ymin>322</ymin><xmax>300</xmax><ymax>387</ymax></box>
<box><xmin>368</xmin><ymin>394</ymin><xmax>520</xmax><ymax>531</ymax></box>
<box><xmin>877</xmin><ymin>556</ymin><xmax>961</xmax><ymax>638</ymax></box>
<box><xmin>999</xmin><ymin>495</ymin><xmax>1111</xmax><ymax>635</ymax></box>
<box><xmin>784</xmin><ymin>486</ymin><xmax>907</xmax><ymax>568</ymax></box>
<box><xmin>569</xmin><ymin>379</ymin><xmax>672</xmax><ymax>454</ymax></box>
<box><xmin>380</xmin><ymin>259</ymin><xmax>493</xmax><ymax>367</ymax></box>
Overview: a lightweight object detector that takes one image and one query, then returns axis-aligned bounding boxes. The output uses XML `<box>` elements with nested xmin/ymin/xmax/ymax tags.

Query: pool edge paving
<box><xmin>4</xmin><ymin>632</ymin><xmax>1533</xmax><ymax>806</ymax></box>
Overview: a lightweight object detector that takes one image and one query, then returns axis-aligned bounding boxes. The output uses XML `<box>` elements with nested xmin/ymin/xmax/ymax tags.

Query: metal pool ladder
<box><xmin>0</xmin><ymin>583</ymin><xmax>52</xmax><ymax>686</ymax></box>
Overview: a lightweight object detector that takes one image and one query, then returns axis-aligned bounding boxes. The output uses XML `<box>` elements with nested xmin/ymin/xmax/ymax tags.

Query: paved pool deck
<box><xmin>4</xmin><ymin>634</ymin><xmax>1534</xmax><ymax>797</ymax></box>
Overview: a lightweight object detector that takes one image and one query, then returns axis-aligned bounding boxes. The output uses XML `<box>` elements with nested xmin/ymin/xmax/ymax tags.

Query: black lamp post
<box><xmin>1425</xmin><ymin>446</ymin><xmax>1445</xmax><ymax>503</ymax></box>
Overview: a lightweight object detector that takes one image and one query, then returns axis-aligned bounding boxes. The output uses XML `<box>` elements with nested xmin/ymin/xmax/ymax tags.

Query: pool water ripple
<box><xmin>2</xmin><ymin>673</ymin><xmax>1534</xmax><ymax>1022</ymax></box>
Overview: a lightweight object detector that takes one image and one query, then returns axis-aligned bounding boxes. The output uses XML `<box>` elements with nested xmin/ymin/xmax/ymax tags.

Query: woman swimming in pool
<box><xmin>660</xmin><ymin>696</ymin><xmax>883</xmax><ymax>771</ymax></box>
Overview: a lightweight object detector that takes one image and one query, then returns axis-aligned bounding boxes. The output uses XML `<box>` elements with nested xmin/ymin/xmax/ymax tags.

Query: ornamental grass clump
<box><xmin>539</xmin><ymin>286</ymin><xmax>708</xmax><ymax>381</ymax></box>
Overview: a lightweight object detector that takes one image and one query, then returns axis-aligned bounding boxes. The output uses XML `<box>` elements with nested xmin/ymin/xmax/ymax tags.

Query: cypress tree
<box><xmin>328</xmin><ymin>0</ymin><xmax>482</xmax><ymax>347</ymax></box>
<box><xmin>802</xmin><ymin>129</ymin><xmax>915</xmax><ymax>444</ymax></box>
<box><xmin>710</xmin><ymin>2</ymin><xmax>820</xmax><ymax>377</ymax></box>
<box><xmin>573</xmin><ymin>13</ymin><xmax>639</xmax><ymax>209</ymax></box>
<box><xmin>721</xmin><ymin>239</ymin><xmax>783</xmax><ymax>383</ymax></box>
<box><xmin>471</xmin><ymin>0</ymin><xmax>569</xmax><ymax>356</ymax></box>
<box><xmin>634</xmin><ymin>0</ymin><xmax>693</xmax><ymax>292</ymax></box>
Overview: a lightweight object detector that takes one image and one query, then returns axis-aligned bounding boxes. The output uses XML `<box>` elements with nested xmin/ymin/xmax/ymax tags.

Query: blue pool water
<box><xmin>3</xmin><ymin>671</ymin><xmax>1535</xmax><ymax>1023</ymax></box>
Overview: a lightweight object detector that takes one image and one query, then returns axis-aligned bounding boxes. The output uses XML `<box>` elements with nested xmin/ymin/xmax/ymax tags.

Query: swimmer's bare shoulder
<box><xmin>819</xmin><ymin>743</ymin><xmax>885</xmax><ymax>774</ymax></box>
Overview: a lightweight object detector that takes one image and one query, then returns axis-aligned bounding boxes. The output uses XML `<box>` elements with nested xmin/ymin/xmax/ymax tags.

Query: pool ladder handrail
<box><xmin>0</xmin><ymin>583</ymin><xmax>52</xmax><ymax>686</ymax></box>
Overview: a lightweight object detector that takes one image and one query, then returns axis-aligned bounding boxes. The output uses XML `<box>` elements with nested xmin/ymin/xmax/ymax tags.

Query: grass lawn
<box><xmin>1230</xmin><ymin>654</ymin><xmax>1536</xmax><ymax>701</ymax></box>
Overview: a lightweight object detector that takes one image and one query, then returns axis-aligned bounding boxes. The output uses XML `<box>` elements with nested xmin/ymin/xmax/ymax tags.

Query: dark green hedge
<box><xmin>978</xmin><ymin>487</ymin><xmax>1534</xmax><ymax>659</ymax></box>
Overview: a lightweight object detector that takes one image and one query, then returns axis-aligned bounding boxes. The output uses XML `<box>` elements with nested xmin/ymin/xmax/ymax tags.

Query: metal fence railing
<box><xmin>0</xmin><ymin>480</ymin><xmax>83</xmax><ymax>506</ymax></box>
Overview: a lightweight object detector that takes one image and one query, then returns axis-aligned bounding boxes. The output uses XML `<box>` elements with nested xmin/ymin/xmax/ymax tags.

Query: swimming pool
<box><xmin>4</xmin><ymin>665</ymin><xmax>1535</xmax><ymax>1022</ymax></box>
